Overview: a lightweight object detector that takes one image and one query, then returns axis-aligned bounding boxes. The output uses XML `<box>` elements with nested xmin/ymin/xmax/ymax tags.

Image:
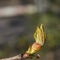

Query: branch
<box><xmin>1</xmin><ymin>54</ymin><xmax>22</xmax><ymax>60</ymax></box>
<box><xmin>0</xmin><ymin>54</ymin><xmax>40</xmax><ymax>60</ymax></box>
<box><xmin>0</xmin><ymin>5</ymin><xmax>37</xmax><ymax>17</ymax></box>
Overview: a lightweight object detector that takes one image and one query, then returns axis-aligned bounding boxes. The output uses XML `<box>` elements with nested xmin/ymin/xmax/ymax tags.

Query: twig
<box><xmin>0</xmin><ymin>54</ymin><xmax>40</xmax><ymax>60</ymax></box>
<box><xmin>0</xmin><ymin>54</ymin><xmax>22</xmax><ymax>60</ymax></box>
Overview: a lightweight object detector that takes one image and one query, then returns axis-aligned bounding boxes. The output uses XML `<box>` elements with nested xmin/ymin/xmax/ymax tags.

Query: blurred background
<box><xmin>0</xmin><ymin>0</ymin><xmax>60</xmax><ymax>60</ymax></box>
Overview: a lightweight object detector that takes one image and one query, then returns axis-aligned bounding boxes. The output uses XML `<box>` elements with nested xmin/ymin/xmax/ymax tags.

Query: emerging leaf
<box><xmin>34</xmin><ymin>24</ymin><xmax>46</xmax><ymax>46</ymax></box>
<box><xmin>24</xmin><ymin>24</ymin><xmax>46</xmax><ymax>55</ymax></box>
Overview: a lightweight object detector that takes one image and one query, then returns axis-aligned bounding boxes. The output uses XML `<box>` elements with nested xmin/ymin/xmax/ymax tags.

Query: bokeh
<box><xmin>0</xmin><ymin>0</ymin><xmax>60</xmax><ymax>60</ymax></box>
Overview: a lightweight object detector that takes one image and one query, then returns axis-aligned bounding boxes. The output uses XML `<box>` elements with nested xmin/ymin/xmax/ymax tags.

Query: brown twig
<box><xmin>0</xmin><ymin>54</ymin><xmax>22</xmax><ymax>60</ymax></box>
<box><xmin>0</xmin><ymin>54</ymin><xmax>40</xmax><ymax>60</ymax></box>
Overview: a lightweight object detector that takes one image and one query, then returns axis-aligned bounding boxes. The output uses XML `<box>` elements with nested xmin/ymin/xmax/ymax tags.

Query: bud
<box><xmin>26</xmin><ymin>42</ymin><xmax>41</xmax><ymax>54</ymax></box>
<box><xmin>24</xmin><ymin>24</ymin><xmax>46</xmax><ymax>55</ymax></box>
